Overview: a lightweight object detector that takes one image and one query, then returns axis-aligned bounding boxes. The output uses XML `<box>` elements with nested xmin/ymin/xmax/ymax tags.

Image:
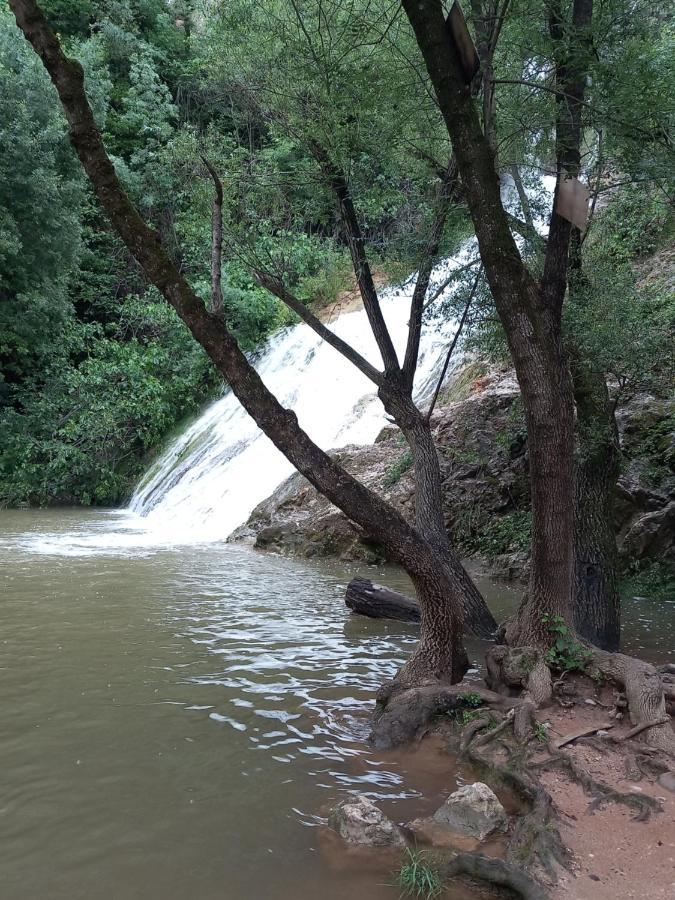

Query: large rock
<box><xmin>432</xmin><ymin>782</ymin><xmax>508</xmax><ymax>840</ymax></box>
<box><xmin>229</xmin><ymin>363</ymin><xmax>675</xmax><ymax>578</ymax></box>
<box><xmin>328</xmin><ymin>795</ymin><xmax>405</xmax><ymax>846</ymax></box>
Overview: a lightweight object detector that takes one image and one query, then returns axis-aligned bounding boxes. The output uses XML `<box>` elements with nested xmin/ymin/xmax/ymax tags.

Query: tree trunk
<box><xmin>380</xmin><ymin>387</ymin><xmax>497</xmax><ymax>638</ymax></box>
<box><xmin>400</xmin><ymin>0</ymin><xmax>593</xmax><ymax>650</ymax></box>
<box><xmin>397</xmin><ymin>566</ymin><xmax>469</xmax><ymax>684</ymax></box>
<box><xmin>10</xmin><ymin>0</ymin><xmax>491</xmax><ymax>686</ymax></box>
<box><xmin>572</xmin><ymin>364</ymin><xmax>621</xmax><ymax>650</ymax></box>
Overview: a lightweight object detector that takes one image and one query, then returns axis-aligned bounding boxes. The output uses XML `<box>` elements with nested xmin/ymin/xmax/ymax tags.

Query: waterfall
<box><xmin>126</xmin><ymin>249</ymin><xmax>476</xmax><ymax>545</ymax></box>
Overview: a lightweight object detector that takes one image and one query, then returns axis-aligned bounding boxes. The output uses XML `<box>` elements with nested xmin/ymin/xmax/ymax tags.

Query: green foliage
<box><xmin>590</xmin><ymin>187</ymin><xmax>670</xmax><ymax>264</ymax></box>
<box><xmin>458</xmin><ymin>692</ymin><xmax>484</xmax><ymax>709</ymax></box>
<box><xmin>0</xmin><ymin>294</ymin><xmax>215</xmax><ymax>506</ymax></box>
<box><xmin>395</xmin><ymin>849</ymin><xmax>443</xmax><ymax>900</ymax></box>
<box><xmin>542</xmin><ymin>615</ymin><xmax>593</xmax><ymax>672</ymax></box>
<box><xmin>383</xmin><ymin>450</ymin><xmax>413</xmax><ymax>488</ymax></box>
<box><xmin>620</xmin><ymin>562</ymin><xmax>675</xmax><ymax>603</ymax></box>
<box><xmin>533</xmin><ymin>723</ymin><xmax>549</xmax><ymax>743</ymax></box>
<box><xmin>452</xmin><ymin>708</ymin><xmax>483</xmax><ymax>726</ymax></box>
<box><xmin>459</xmin><ymin>511</ymin><xmax>532</xmax><ymax>560</ymax></box>
<box><xmin>450</xmin><ymin>692</ymin><xmax>487</xmax><ymax>725</ymax></box>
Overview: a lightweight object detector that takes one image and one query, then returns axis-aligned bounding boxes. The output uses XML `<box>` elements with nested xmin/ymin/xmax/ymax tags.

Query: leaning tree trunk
<box><xmin>572</xmin><ymin>363</ymin><xmax>622</xmax><ymax>650</ymax></box>
<box><xmin>10</xmin><ymin>0</ymin><xmax>493</xmax><ymax>689</ymax></box>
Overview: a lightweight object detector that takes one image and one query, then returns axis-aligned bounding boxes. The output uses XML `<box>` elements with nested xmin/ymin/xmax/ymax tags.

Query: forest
<box><xmin>1</xmin><ymin>1</ymin><xmax>674</xmax><ymax>899</ymax></box>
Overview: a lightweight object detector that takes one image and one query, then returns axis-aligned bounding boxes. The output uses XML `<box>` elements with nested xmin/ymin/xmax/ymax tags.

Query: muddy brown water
<box><xmin>1</xmin><ymin>509</ymin><xmax>672</xmax><ymax>900</ymax></box>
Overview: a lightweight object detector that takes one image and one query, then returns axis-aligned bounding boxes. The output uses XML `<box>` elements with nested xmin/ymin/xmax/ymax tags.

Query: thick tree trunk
<box><xmin>397</xmin><ymin>566</ymin><xmax>469</xmax><ymax>684</ymax></box>
<box><xmin>401</xmin><ymin>0</ymin><xmax>595</xmax><ymax>650</ymax></box>
<box><xmin>10</xmin><ymin>0</ymin><xmax>492</xmax><ymax>686</ymax></box>
<box><xmin>572</xmin><ymin>365</ymin><xmax>621</xmax><ymax>650</ymax></box>
<box><xmin>401</xmin><ymin>0</ymin><xmax>575</xmax><ymax>648</ymax></box>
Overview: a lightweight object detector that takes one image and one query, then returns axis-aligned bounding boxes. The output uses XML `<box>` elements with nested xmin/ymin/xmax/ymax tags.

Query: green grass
<box><xmin>395</xmin><ymin>848</ymin><xmax>444</xmax><ymax>899</ymax></box>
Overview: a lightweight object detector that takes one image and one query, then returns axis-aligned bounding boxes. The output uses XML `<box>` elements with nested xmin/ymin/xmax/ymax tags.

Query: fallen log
<box><xmin>345</xmin><ymin>577</ymin><xmax>420</xmax><ymax>623</ymax></box>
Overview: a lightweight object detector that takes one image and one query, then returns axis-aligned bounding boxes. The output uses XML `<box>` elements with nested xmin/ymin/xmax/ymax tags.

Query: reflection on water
<box><xmin>0</xmin><ymin>509</ymin><xmax>671</xmax><ymax>900</ymax></box>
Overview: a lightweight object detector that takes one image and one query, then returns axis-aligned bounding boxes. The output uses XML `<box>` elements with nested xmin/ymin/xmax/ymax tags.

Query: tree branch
<box><xmin>201</xmin><ymin>156</ymin><xmax>224</xmax><ymax>314</ymax></box>
<box><xmin>402</xmin><ymin>157</ymin><xmax>460</xmax><ymax>390</ymax></box>
<box><xmin>425</xmin><ymin>265</ymin><xmax>481</xmax><ymax>422</ymax></box>
<box><xmin>542</xmin><ymin>0</ymin><xmax>594</xmax><ymax>316</ymax></box>
<box><xmin>252</xmin><ymin>269</ymin><xmax>383</xmax><ymax>385</ymax></box>
<box><xmin>309</xmin><ymin>144</ymin><xmax>401</xmax><ymax>375</ymax></box>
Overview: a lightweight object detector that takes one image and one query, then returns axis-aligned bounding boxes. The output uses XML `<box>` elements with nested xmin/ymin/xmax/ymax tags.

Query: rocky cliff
<box><xmin>230</xmin><ymin>361</ymin><xmax>674</xmax><ymax>584</ymax></box>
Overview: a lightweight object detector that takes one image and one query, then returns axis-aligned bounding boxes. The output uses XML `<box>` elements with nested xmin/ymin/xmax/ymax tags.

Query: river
<box><xmin>1</xmin><ymin>508</ymin><xmax>672</xmax><ymax>900</ymax></box>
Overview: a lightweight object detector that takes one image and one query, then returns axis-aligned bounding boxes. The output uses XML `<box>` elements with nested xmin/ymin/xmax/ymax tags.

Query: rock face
<box><xmin>432</xmin><ymin>782</ymin><xmax>508</xmax><ymax>841</ymax></box>
<box><xmin>229</xmin><ymin>362</ymin><xmax>674</xmax><ymax>581</ymax></box>
<box><xmin>328</xmin><ymin>795</ymin><xmax>405</xmax><ymax>846</ymax></box>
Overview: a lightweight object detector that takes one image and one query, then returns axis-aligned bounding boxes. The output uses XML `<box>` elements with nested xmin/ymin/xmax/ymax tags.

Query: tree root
<box><xmin>590</xmin><ymin>649</ymin><xmax>675</xmax><ymax>754</ymax></box>
<box><xmin>485</xmin><ymin>644</ymin><xmax>674</xmax><ymax>755</ymax></box>
<box><xmin>444</xmin><ymin>853</ymin><xmax>549</xmax><ymax>900</ymax></box>
<box><xmin>460</xmin><ymin>730</ymin><xmax>570</xmax><ymax>884</ymax></box>
<box><xmin>370</xmin><ymin>681</ymin><xmax>524</xmax><ymax>750</ymax></box>
<box><xmin>532</xmin><ymin>748</ymin><xmax>662</xmax><ymax>821</ymax></box>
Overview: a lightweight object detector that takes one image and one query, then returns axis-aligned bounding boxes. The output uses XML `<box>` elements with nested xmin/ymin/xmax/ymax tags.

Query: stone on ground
<box><xmin>328</xmin><ymin>795</ymin><xmax>405</xmax><ymax>846</ymax></box>
<box><xmin>432</xmin><ymin>782</ymin><xmax>508</xmax><ymax>840</ymax></box>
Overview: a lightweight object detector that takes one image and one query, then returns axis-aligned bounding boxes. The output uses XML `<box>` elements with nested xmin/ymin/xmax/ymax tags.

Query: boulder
<box><xmin>328</xmin><ymin>795</ymin><xmax>405</xmax><ymax>847</ymax></box>
<box><xmin>432</xmin><ymin>782</ymin><xmax>508</xmax><ymax>841</ymax></box>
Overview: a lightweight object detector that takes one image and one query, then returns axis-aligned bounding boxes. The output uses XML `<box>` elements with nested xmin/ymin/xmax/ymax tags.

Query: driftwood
<box><xmin>553</xmin><ymin>722</ymin><xmax>613</xmax><ymax>750</ymax></box>
<box><xmin>345</xmin><ymin>577</ymin><xmax>420</xmax><ymax>623</ymax></box>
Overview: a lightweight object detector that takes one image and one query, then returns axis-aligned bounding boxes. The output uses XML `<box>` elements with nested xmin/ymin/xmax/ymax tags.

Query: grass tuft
<box><xmin>395</xmin><ymin>848</ymin><xmax>444</xmax><ymax>899</ymax></box>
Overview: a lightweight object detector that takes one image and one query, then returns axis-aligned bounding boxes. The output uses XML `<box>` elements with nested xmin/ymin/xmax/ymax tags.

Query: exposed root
<box><xmin>486</xmin><ymin>643</ymin><xmax>674</xmax><ymax>755</ymax></box>
<box><xmin>472</xmin><ymin>709</ymin><xmax>515</xmax><ymax>749</ymax></box>
<box><xmin>466</xmin><ymin>749</ymin><xmax>569</xmax><ymax>884</ymax></box>
<box><xmin>444</xmin><ymin>853</ymin><xmax>549</xmax><ymax>900</ymax></box>
<box><xmin>485</xmin><ymin>647</ymin><xmax>552</xmax><ymax>706</ymax></box>
<box><xmin>370</xmin><ymin>681</ymin><xmax>524</xmax><ymax>750</ymax></box>
<box><xmin>532</xmin><ymin>748</ymin><xmax>662</xmax><ymax>821</ymax></box>
<box><xmin>513</xmin><ymin>701</ymin><xmax>537</xmax><ymax>743</ymax></box>
<box><xmin>590</xmin><ymin>649</ymin><xmax>675</xmax><ymax>754</ymax></box>
<box><xmin>459</xmin><ymin>715</ymin><xmax>494</xmax><ymax>753</ymax></box>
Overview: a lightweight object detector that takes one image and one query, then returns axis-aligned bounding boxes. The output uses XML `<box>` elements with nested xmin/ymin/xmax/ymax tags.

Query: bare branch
<box><xmin>426</xmin><ymin>265</ymin><xmax>482</xmax><ymax>422</ymax></box>
<box><xmin>252</xmin><ymin>269</ymin><xmax>383</xmax><ymax>385</ymax></box>
<box><xmin>310</xmin><ymin>144</ymin><xmax>401</xmax><ymax>375</ymax></box>
<box><xmin>402</xmin><ymin>157</ymin><xmax>460</xmax><ymax>390</ymax></box>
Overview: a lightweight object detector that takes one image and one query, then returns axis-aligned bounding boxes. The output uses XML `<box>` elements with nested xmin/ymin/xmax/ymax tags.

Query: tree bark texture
<box><xmin>572</xmin><ymin>363</ymin><xmax>621</xmax><ymax>650</ymax></box>
<box><xmin>401</xmin><ymin>0</ymin><xmax>580</xmax><ymax>647</ymax></box>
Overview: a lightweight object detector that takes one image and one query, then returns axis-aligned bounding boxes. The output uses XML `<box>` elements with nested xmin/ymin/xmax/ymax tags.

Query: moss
<box><xmin>455</xmin><ymin>509</ymin><xmax>532</xmax><ymax>560</ymax></box>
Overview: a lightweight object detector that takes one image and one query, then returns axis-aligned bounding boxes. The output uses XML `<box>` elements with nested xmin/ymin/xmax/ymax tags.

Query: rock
<box><xmin>657</xmin><ymin>772</ymin><xmax>675</xmax><ymax>793</ymax></box>
<box><xmin>621</xmin><ymin>501</ymin><xmax>675</xmax><ymax>564</ymax></box>
<box><xmin>432</xmin><ymin>782</ymin><xmax>508</xmax><ymax>841</ymax></box>
<box><xmin>328</xmin><ymin>795</ymin><xmax>405</xmax><ymax>846</ymax></box>
<box><xmin>405</xmin><ymin>817</ymin><xmax>481</xmax><ymax>851</ymax></box>
<box><xmin>228</xmin><ymin>363</ymin><xmax>675</xmax><ymax>576</ymax></box>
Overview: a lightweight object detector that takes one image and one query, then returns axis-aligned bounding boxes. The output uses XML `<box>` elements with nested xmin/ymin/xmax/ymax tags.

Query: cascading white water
<box><xmin>126</xmin><ymin>248</ymin><xmax>477</xmax><ymax>546</ymax></box>
<box><xmin>22</xmin><ymin>180</ymin><xmax>553</xmax><ymax>556</ymax></box>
